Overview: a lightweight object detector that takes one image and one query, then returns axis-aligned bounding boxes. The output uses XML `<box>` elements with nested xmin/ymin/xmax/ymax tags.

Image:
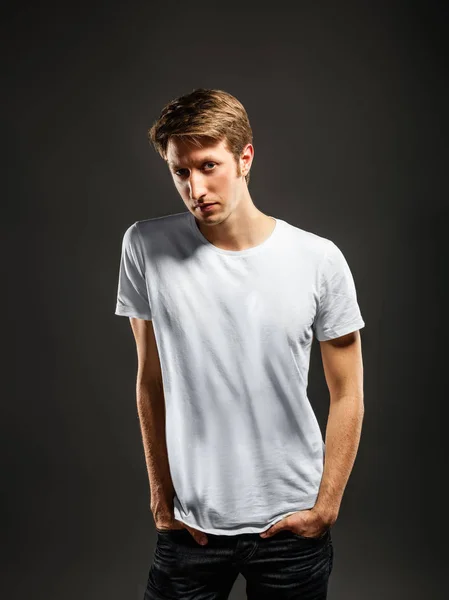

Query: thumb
<box><xmin>260</xmin><ymin>519</ymin><xmax>288</xmax><ymax>538</ymax></box>
<box><xmin>184</xmin><ymin>525</ymin><xmax>209</xmax><ymax>546</ymax></box>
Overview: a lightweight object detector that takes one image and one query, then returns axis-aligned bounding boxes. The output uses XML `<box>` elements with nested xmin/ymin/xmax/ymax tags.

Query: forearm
<box><xmin>314</xmin><ymin>394</ymin><xmax>364</xmax><ymax>522</ymax></box>
<box><xmin>136</xmin><ymin>381</ymin><xmax>175</xmax><ymax>519</ymax></box>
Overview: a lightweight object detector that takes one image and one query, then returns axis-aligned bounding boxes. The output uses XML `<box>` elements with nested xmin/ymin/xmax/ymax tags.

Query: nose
<box><xmin>187</xmin><ymin>171</ymin><xmax>207</xmax><ymax>201</ymax></box>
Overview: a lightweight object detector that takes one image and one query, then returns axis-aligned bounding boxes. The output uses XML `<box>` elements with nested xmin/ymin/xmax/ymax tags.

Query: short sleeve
<box><xmin>114</xmin><ymin>222</ymin><xmax>153</xmax><ymax>320</ymax></box>
<box><xmin>313</xmin><ymin>241</ymin><xmax>365</xmax><ymax>341</ymax></box>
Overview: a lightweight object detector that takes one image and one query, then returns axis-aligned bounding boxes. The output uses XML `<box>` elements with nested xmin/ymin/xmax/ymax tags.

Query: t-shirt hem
<box><xmin>115</xmin><ymin>307</ymin><xmax>152</xmax><ymax>320</ymax></box>
<box><xmin>173</xmin><ymin>499</ymin><xmax>319</xmax><ymax>536</ymax></box>
<box><xmin>316</xmin><ymin>318</ymin><xmax>365</xmax><ymax>341</ymax></box>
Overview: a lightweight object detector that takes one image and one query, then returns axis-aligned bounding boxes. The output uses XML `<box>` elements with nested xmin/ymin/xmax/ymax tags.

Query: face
<box><xmin>166</xmin><ymin>137</ymin><xmax>253</xmax><ymax>225</ymax></box>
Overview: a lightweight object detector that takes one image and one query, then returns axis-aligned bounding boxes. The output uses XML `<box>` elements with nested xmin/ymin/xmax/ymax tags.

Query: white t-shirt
<box><xmin>115</xmin><ymin>211</ymin><xmax>365</xmax><ymax>535</ymax></box>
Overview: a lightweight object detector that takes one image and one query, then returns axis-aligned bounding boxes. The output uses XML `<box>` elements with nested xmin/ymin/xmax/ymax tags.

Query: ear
<box><xmin>240</xmin><ymin>143</ymin><xmax>254</xmax><ymax>176</ymax></box>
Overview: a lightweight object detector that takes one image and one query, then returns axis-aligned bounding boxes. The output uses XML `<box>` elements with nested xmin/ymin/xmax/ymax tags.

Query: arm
<box><xmin>129</xmin><ymin>317</ymin><xmax>175</xmax><ymax>525</ymax></box>
<box><xmin>314</xmin><ymin>329</ymin><xmax>365</xmax><ymax>525</ymax></box>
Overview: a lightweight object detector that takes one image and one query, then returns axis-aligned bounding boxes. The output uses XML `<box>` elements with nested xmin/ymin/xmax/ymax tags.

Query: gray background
<box><xmin>4</xmin><ymin>1</ymin><xmax>447</xmax><ymax>598</ymax></box>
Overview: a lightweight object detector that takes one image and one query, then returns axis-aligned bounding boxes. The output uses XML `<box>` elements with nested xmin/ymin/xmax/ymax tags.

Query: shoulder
<box><xmin>120</xmin><ymin>211</ymin><xmax>191</xmax><ymax>254</ymax></box>
<box><xmin>135</xmin><ymin>210</ymin><xmax>190</xmax><ymax>234</ymax></box>
<box><xmin>133</xmin><ymin>211</ymin><xmax>191</xmax><ymax>244</ymax></box>
<box><xmin>278</xmin><ymin>219</ymin><xmax>335</xmax><ymax>263</ymax></box>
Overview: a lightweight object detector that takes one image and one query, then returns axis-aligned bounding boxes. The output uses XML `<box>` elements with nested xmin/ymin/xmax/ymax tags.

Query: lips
<box><xmin>198</xmin><ymin>203</ymin><xmax>218</xmax><ymax>212</ymax></box>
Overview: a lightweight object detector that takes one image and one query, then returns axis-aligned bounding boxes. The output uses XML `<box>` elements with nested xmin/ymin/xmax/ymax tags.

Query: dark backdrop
<box><xmin>4</xmin><ymin>1</ymin><xmax>447</xmax><ymax>598</ymax></box>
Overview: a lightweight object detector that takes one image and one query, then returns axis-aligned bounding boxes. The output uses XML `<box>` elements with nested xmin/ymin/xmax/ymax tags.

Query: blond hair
<box><xmin>148</xmin><ymin>88</ymin><xmax>254</xmax><ymax>185</ymax></box>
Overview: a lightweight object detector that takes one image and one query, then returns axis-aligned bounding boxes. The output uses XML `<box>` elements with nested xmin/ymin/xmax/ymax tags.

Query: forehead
<box><xmin>166</xmin><ymin>137</ymin><xmax>231</xmax><ymax>167</ymax></box>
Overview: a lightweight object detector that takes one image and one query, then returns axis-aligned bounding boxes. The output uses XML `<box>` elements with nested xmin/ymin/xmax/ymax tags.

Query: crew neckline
<box><xmin>187</xmin><ymin>212</ymin><xmax>282</xmax><ymax>256</ymax></box>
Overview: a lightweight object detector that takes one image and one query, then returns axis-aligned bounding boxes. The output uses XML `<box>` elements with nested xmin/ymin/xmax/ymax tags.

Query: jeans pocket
<box><xmin>290</xmin><ymin>528</ymin><xmax>330</xmax><ymax>542</ymax></box>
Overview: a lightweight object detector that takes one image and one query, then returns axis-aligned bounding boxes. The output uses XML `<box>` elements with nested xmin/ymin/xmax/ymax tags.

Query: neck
<box><xmin>195</xmin><ymin>197</ymin><xmax>275</xmax><ymax>252</ymax></box>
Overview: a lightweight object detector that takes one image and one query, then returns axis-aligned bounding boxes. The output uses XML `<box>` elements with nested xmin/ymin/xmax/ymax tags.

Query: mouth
<box><xmin>197</xmin><ymin>203</ymin><xmax>218</xmax><ymax>213</ymax></box>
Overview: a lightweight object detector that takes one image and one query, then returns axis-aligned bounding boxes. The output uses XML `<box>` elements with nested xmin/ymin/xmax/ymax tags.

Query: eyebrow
<box><xmin>168</xmin><ymin>156</ymin><xmax>218</xmax><ymax>169</ymax></box>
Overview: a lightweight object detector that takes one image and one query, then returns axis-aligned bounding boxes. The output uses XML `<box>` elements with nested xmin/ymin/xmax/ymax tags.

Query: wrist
<box><xmin>313</xmin><ymin>504</ymin><xmax>339</xmax><ymax>527</ymax></box>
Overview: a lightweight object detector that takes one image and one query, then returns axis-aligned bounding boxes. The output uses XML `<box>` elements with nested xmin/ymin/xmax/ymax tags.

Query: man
<box><xmin>115</xmin><ymin>88</ymin><xmax>365</xmax><ymax>599</ymax></box>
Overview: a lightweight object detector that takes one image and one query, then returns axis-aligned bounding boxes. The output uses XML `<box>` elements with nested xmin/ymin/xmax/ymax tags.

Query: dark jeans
<box><xmin>144</xmin><ymin>527</ymin><xmax>333</xmax><ymax>599</ymax></box>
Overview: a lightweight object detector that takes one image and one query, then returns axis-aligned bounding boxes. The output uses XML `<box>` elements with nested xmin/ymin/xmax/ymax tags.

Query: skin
<box><xmin>146</xmin><ymin>136</ymin><xmax>364</xmax><ymax>546</ymax></box>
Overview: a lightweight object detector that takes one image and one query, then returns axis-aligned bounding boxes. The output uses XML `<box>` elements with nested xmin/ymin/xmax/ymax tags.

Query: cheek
<box><xmin>173</xmin><ymin>181</ymin><xmax>187</xmax><ymax>196</ymax></box>
<box><xmin>216</xmin><ymin>174</ymin><xmax>234</xmax><ymax>190</ymax></box>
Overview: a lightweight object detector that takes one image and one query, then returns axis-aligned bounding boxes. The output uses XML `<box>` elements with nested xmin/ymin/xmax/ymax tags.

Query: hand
<box><xmin>259</xmin><ymin>507</ymin><xmax>334</xmax><ymax>539</ymax></box>
<box><xmin>155</xmin><ymin>517</ymin><xmax>209</xmax><ymax>546</ymax></box>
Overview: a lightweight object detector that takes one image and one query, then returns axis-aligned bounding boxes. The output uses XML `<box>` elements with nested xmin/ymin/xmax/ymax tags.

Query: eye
<box><xmin>174</xmin><ymin>163</ymin><xmax>216</xmax><ymax>177</ymax></box>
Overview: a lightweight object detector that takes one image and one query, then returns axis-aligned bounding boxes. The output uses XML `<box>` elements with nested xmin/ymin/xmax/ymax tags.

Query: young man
<box><xmin>115</xmin><ymin>88</ymin><xmax>365</xmax><ymax>599</ymax></box>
